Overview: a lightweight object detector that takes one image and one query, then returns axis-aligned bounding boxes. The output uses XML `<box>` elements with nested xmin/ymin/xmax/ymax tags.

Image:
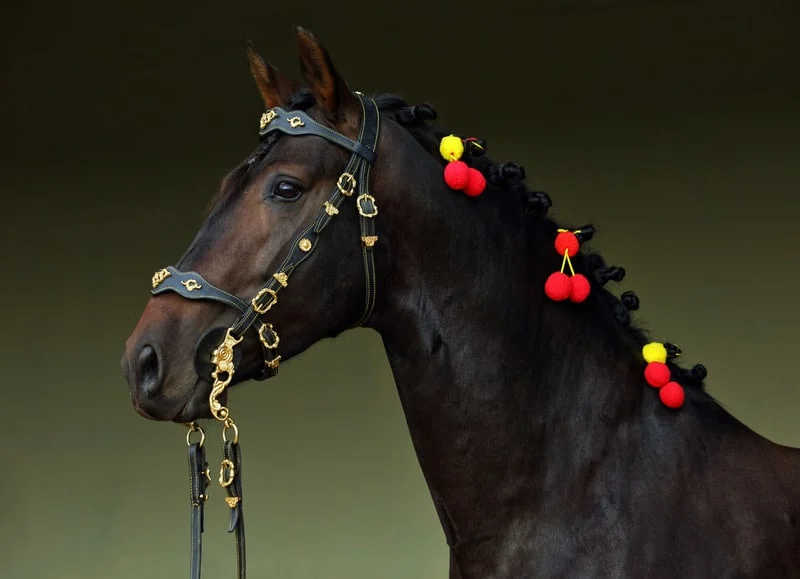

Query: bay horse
<box><xmin>121</xmin><ymin>26</ymin><xmax>800</xmax><ymax>578</ymax></box>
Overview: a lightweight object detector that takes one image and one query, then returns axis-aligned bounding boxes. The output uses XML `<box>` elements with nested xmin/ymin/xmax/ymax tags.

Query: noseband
<box><xmin>148</xmin><ymin>93</ymin><xmax>381</xmax><ymax>579</ymax></box>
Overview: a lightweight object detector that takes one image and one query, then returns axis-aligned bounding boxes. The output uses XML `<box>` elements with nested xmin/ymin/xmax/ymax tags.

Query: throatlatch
<box><xmin>149</xmin><ymin>93</ymin><xmax>382</xmax><ymax>579</ymax></box>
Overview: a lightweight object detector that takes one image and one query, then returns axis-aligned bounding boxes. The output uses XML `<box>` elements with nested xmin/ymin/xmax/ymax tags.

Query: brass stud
<box><xmin>324</xmin><ymin>201</ymin><xmax>339</xmax><ymax>216</ymax></box>
<box><xmin>181</xmin><ymin>279</ymin><xmax>202</xmax><ymax>292</ymax></box>
<box><xmin>298</xmin><ymin>238</ymin><xmax>312</xmax><ymax>252</ymax></box>
<box><xmin>361</xmin><ymin>235</ymin><xmax>379</xmax><ymax>248</ymax></box>
<box><xmin>152</xmin><ymin>268</ymin><xmax>171</xmax><ymax>289</ymax></box>
<box><xmin>288</xmin><ymin>116</ymin><xmax>304</xmax><ymax>128</ymax></box>
<box><xmin>260</xmin><ymin>109</ymin><xmax>277</xmax><ymax>129</ymax></box>
<box><xmin>273</xmin><ymin>272</ymin><xmax>288</xmax><ymax>287</ymax></box>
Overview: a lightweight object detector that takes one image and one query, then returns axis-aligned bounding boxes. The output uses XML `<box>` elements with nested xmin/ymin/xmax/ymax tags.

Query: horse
<box><xmin>121</xmin><ymin>26</ymin><xmax>800</xmax><ymax>579</ymax></box>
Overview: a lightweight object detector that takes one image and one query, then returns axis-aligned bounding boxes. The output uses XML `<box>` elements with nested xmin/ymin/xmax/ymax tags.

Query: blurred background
<box><xmin>2</xmin><ymin>0</ymin><xmax>798</xmax><ymax>577</ymax></box>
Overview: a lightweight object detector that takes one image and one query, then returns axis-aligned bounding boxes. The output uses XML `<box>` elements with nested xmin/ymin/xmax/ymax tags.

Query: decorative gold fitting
<box><xmin>204</xmin><ymin>468</ymin><xmax>211</xmax><ymax>484</ymax></box>
<box><xmin>209</xmin><ymin>329</ymin><xmax>242</xmax><ymax>422</ymax></box>
<box><xmin>225</xmin><ymin>496</ymin><xmax>241</xmax><ymax>509</ymax></box>
<box><xmin>288</xmin><ymin>116</ymin><xmax>305</xmax><ymax>128</ymax></box>
<box><xmin>251</xmin><ymin>288</ymin><xmax>278</xmax><ymax>314</ymax></box>
<box><xmin>361</xmin><ymin>235</ymin><xmax>378</xmax><ymax>248</ymax></box>
<box><xmin>273</xmin><ymin>272</ymin><xmax>289</xmax><ymax>287</ymax></box>
<box><xmin>336</xmin><ymin>173</ymin><xmax>357</xmax><ymax>197</ymax></box>
<box><xmin>181</xmin><ymin>279</ymin><xmax>202</xmax><ymax>292</ymax></box>
<box><xmin>266</xmin><ymin>355</ymin><xmax>281</xmax><ymax>370</ymax></box>
<box><xmin>357</xmin><ymin>194</ymin><xmax>378</xmax><ymax>218</ymax></box>
<box><xmin>219</xmin><ymin>459</ymin><xmax>235</xmax><ymax>488</ymax></box>
<box><xmin>260</xmin><ymin>109</ymin><xmax>278</xmax><ymax>129</ymax></box>
<box><xmin>298</xmin><ymin>238</ymin><xmax>313</xmax><ymax>252</ymax></box>
<box><xmin>186</xmin><ymin>422</ymin><xmax>206</xmax><ymax>447</ymax></box>
<box><xmin>324</xmin><ymin>201</ymin><xmax>339</xmax><ymax>216</ymax></box>
<box><xmin>222</xmin><ymin>418</ymin><xmax>239</xmax><ymax>444</ymax></box>
<box><xmin>152</xmin><ymin>268</ymin><xmax>171</xmax><ymax>289</ymax></box>
<box><xmin>258</xmin><ymin>323</ymin><xmax>280</xmax><ymax>350</ymax></box>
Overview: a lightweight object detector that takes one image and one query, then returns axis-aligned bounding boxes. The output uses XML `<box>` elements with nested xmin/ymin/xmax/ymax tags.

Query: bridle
<box><xmin>147</xmin><ymin>93</ymin><xmax>381</xmax><ymax>579</ymax></box>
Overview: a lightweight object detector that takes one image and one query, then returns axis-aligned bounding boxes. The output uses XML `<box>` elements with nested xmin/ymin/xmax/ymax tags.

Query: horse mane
<box><xmin>217</xmin><ymin>87</ymin><xmax>711</xmax><ymax>396</ymax></box>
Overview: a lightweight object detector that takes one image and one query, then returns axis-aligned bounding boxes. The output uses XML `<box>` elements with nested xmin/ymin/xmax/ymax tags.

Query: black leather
<box><xmin>152</xmin><ymin>267</ymin><xmax>249</xmax><ymax>313</ymax></box>
<box><xmin>258</xmin><ymin>107</ymin><xmax>377</xmax><ymax>164</ymax></box>
<box><xmin>222</xmin><ymin>440</ymin><xmax>246</xmax><ymax>579</ymax></box>
<box><xmin>188</xmin><ymin>442</ymin><xmax>210</xmax><ymax>579</ymax></box>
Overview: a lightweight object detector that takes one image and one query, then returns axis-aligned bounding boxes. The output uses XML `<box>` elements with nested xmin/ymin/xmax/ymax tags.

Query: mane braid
<box><xmin>369</xmin><ymin>92</ymin><xmax>710</xmax><ymax>395</ymax></box>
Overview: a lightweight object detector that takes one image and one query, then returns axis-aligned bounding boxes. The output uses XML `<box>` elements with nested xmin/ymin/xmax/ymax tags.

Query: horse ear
<box><xmin>295</xmin><ymin>26</ymin><xmax>359</xmax><ymax>125</ymax></box>
<box><xmin>246</xmin><ymin>39</ymin><xmax>299</xmax><ymax>109</ymax></box>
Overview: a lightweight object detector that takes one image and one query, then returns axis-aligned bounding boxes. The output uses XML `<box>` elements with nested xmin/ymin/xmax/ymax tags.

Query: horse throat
<box><xmin>370</xmin><ymin>191</ymin><xmax>646</xmax><ymax>553</ymax></box>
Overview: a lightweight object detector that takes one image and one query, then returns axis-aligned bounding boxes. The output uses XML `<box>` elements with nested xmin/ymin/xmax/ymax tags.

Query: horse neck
<box><xmin>368</xmin><ymin>150</ymin><xmax>715</xmax><ymax>544</ymax></box>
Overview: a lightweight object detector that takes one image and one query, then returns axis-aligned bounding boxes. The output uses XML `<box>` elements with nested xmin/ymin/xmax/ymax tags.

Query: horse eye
<box><xmin>272</xmin><ymin>180</ymin><xmax>303</xmax><ymax>201</ymax></box>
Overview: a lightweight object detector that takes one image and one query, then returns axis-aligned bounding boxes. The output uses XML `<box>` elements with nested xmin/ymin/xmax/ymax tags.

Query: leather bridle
<box><xmin>148</xmin><ymin>93</ymin><xmax>381</xmax><ymax>578</ymax></box>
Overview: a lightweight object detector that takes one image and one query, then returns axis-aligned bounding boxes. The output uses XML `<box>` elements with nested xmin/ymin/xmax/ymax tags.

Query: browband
<box><xmin>258</xmin><ymin>106</ymin><xmax>377</xmax><ymax>164</ymax></box>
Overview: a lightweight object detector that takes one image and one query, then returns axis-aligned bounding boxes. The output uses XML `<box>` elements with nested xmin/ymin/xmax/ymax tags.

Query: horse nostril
<box><xmin>136</xmin><ymin>344</ymin><xmax>162</xmax><ymax>398</ymax></box>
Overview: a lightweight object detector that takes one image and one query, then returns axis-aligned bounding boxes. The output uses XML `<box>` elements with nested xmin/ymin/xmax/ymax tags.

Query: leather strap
<box><xmin>153</xmin><ymin>267</ymin><xmax>249</xmax><ymax>313</ymax></box>
<box><xmin>188</xmin><ymin>442</ymin><xmax>210</xmax><ymax>579</ymax></box>
<box><xmin>221</xmin><ymin>440</ymin><xmax>246</xmax><ymax>579</ymax></box>
<box><xmin>258</xmin><ymin>107</ymin><xmax>377</xmax><ymax>164</ymax></box>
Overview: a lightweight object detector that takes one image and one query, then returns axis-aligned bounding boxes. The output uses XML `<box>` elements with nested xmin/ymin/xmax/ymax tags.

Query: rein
<box><xmin>149</xmin><ymin>93</ymin><xmax>381</xmax><ymax>578</ymax></box>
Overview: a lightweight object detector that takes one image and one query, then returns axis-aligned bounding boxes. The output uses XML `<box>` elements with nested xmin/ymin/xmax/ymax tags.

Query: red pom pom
<box><xmin>463</xmin><ymin>168</ymin><xmax>486</xmax><ymax>197</ymax></box>
<box><xmin>554</xmin><ymin>231</ymin><xmax>580</xmax><ymax>257</ymax></box>
<box><xmin>569</xmin><ymin>273</ymin><xmax>591</xmax><ymax>303</ymax></box>
<box><xmin>659</xmin><ymin>381</ymin><xmax>685</xmax><ymax>409</ymax></box>
<box><xmin>444</xmin><ymin>161</ymin><xmax>469</xmax><ymax>190</ymax></box>
<box><xmin>545</xmin><ymin>272</ymin><xmax>572</xmax><ymax>301</ymax></box>
<box><xmin>644</xmin><ymin>362</ymin><xmax>671</xmax><ymax>388</ymax></box>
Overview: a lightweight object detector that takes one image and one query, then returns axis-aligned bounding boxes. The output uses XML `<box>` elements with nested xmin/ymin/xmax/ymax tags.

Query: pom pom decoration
<box><xmin>439</xmin><ymin>134</ymin><xmax>464</xmax><ymax>162</ymax></box>
<box><xmin>544</xmin><ymin>229</ymin><xmax>591</xmax><ymax>303</ymax></box>
<box><xmin>641</xmin><ymin>342</ymin><xmax>686</xmax><ymax>408</ymax></box>
<box><xmin>444</xmin><ymin>161</ymin><xmax>470</xmax><ymax>189</ymax></box>
<box><xmin>464</xmin><ymin>168</ymin><xmax>487</xmax><ymax>197</ymax></box>
<box><xmin>642</xmin><ymin>342</ymin><xmax>667</xmax><ymax>364</ymax></box>
<box><xmin>544</xmin><ymin>272</ymin><xmax>572</xmax><ymax>301</ymax></box>
<box><xmin>659</xmin><ymin>381</ymin><xmax>685</xmax><ymax>409</ymax></box>
<box><xmin>569</xmin><ymin>274</ymin><xmax>591</xmax><ymax>303</ymax></box>
<box><xmin>644</xmin><ymin>361</ymin><xmax>671</xmax><ymax>388</ymax></box>
<box><xmin>440</xmin><ymin>134</ymin><xmax>487</xmax><ymax>196</ymax></box>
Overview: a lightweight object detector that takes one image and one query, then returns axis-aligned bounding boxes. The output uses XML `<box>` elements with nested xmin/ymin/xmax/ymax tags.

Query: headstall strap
<box><xmin>149</xmin><ymin>93</ymin><xmax>381</xmax><ymax>578</ymax></box>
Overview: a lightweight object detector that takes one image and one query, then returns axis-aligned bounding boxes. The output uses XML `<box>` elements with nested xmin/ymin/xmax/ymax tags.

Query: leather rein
<box><xmin>148</xmin><ymin>93</ymin><xmax>381</xmax><ymax>578</ymax></box>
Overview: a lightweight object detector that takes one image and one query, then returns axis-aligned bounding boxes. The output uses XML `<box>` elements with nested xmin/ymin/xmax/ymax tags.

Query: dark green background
<box><xmin>2</xmin><ymin>1</ymin><xmax>798</xmax><ymax>577</ymax></box>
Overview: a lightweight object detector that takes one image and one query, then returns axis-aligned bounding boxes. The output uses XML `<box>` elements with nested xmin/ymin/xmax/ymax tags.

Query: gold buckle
<box><xmin>251</xmin><ymin>288</ymin><xmax>278</xmax><ymax>314</ymax></box>
<box><xmin>258</xmin><ymin>323</ymin><xmax>280</xmax><ymax>350</ymax></box>
<box><xmin>357</xmin><ymin>194</ymin><xmax>378</xmax><ymax>218</ymax></box>
<box><xmin>219</xmin><ymin>459</ymin><xmax>235</xmax><ymax>487</ymax></box>
<box><xmin>337</xmin><ymin>173</ymin><xmax>356</xmax><ymax>197</ymax></box>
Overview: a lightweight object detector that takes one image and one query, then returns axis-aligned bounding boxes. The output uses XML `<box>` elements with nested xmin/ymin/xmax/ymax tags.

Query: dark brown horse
<box><xmin>121</xmin><ymin>26</ymin><xmax>800</xmax><ymax>578</ymax></box>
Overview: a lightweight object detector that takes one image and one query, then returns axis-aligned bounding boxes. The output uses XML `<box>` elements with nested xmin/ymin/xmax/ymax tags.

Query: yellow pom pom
<box><xmin>642</xmin><ymin>342</ymin><xmax>667</xmax><ymax>364</ymax></box>
<box><xmin>439</xmin><ymin>135</ymin><xmax>464</xmax><ymax>162</ymax></box>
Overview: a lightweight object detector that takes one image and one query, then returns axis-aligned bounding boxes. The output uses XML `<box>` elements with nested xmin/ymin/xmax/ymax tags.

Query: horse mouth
<box><xmin>130</xmin><ymin>378</ymin><xmax>221</xmax><ymax>423</ymax></box>
<box><xmin>171</xmin><ymin>378</ymin><xmax>220</xmax><ymax>422</ymax></box>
